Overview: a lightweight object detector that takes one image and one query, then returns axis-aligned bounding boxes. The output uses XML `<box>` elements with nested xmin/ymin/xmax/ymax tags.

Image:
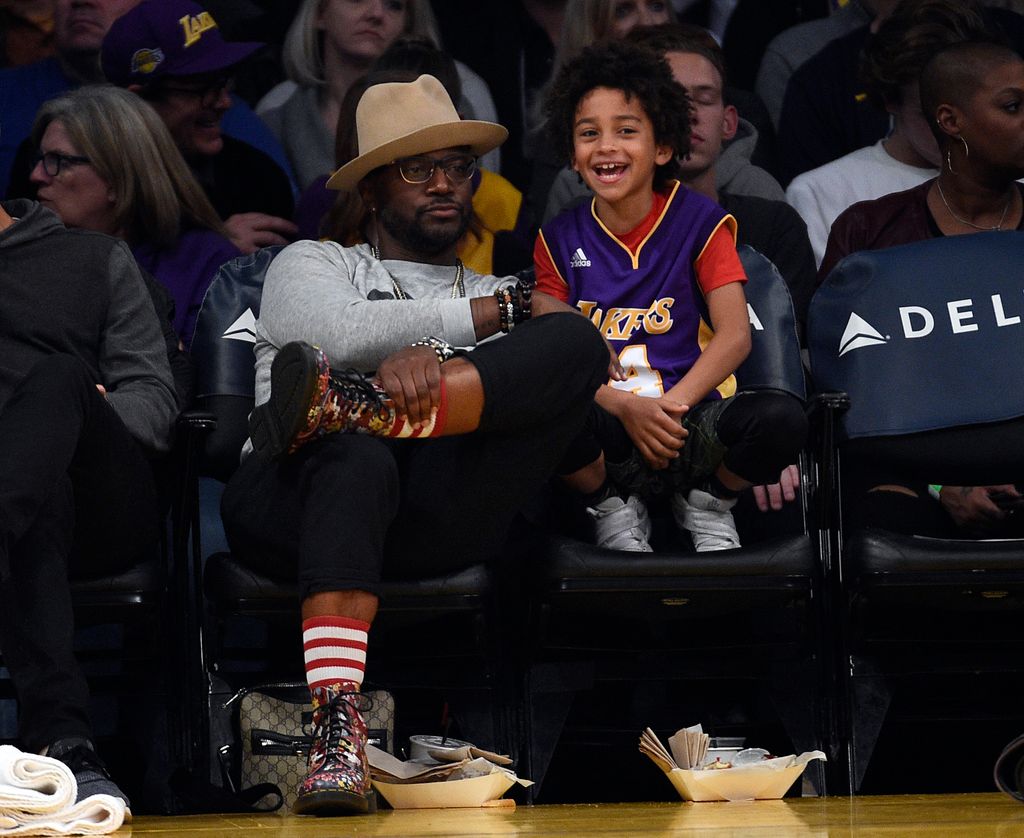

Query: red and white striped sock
<box><xmin>302</xmin><ymin>616</ymin><xmax>369</xmax><ymax>692</ymax></box>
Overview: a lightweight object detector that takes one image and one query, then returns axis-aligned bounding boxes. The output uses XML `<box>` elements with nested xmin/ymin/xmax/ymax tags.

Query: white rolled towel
<box><xmin>0</xmin><ymin>746</ymin><xmax>75</xmax><ymax>817</ymax></box>
<box><xmin>0</xmin><ymin>746</ymin><xmax>125</xmax><ymax>835</ymax></box>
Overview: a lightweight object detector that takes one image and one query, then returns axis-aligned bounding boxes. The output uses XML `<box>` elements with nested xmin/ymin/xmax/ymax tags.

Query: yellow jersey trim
<box><xmin>589</xmin><ymin>180</ymin><xmax>682</xmax><ymax>270</ymax></box>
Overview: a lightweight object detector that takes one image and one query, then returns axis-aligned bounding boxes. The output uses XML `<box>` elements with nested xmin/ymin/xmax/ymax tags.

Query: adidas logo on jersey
<box><xmin>570</xmin><ymin>247</ymin><xmax>591</xmax><ymax>268</ymax></box>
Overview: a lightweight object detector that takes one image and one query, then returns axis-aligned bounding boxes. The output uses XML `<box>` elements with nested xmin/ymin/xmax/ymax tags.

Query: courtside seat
<box><xmin>810</xmin><ymin>231</ymin><xmax>1024</xmax><ymax>794</ymax></box>
<box><xmin>846</xmin><ymin>529</ymin><xmax>1024</xmax><ymax>658</ymax></box>
<box><xmin>537</xmin><ymin>533</ymin><xmax>813</xmax><ymax>636</ymax></box>
<box><xmin>70</xmin><ymin>558</ymin><xmax>165</xmax><ymax>609</ymax></box>
<box><xmin>525</xmin><ymin>248</ymin><xmax>824</xmax><ymax>801</ymax></box>
<box><xmin>183</xmin><ymin>249</ymin><xmax>510</xmax><ymax>788</ymax></box>
<box><xmin>204</xmin><ymin>560</ymin><xmax>490</xmax><ymax>615</ymax></box>
<box><xmin>201</xmin><ymin>557</ymin><xmax>497</xmax><ymax>683</ymax></box>
<box><xmin>837</xmin><ymin>528</ymin><xmax>1024</xmax><ymax>794</ymax></box>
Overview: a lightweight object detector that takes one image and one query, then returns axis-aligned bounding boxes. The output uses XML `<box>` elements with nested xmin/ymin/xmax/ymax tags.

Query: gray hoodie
<box><xmin>0</xmin><ymin>199</ymin><xmax>177</xmax><ymax>452</ymax></box>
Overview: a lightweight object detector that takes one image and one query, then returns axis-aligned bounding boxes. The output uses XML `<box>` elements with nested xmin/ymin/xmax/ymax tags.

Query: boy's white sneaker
<box><xmin>671</xmin><ymin>488</ymin><xmax>740</xmax><ymax>552</ymax></box>
<box><xmin>588</xmin><ymin>494</ymin><xmax>653</xmax><ymax>552</ymax></box>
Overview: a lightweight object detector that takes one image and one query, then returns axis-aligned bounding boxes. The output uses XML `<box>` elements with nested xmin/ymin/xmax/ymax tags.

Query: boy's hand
<box><xmin>606</xmin><ymin>340</ymin><xmax>625</xmax><ymax>381</ymax></box>
<box><xmin>752</xmin><ymin>464</ymin><xmax>800</xmax><ymax>512</ymax></box>
<box><xmin>375</xmin><ymin>345</ymin><xmax>443</xmax><ymax>427</ymax></box>
<box><xmin>618</xmin><ymin>396</ymin><xmax>688</xmax><ymax>470</ymax></box>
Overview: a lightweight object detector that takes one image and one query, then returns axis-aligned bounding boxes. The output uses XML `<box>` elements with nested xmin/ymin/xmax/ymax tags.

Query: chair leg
<box><xmin>767</xmin><ymin>657</ymin><xmax>825</xmax><ymax>795</ymax></box>
<box><xmin>452</xmin><ymin>692</ymin><xmax>501</xmax><ymax>753</ymax></box>
<box><xmin>849</xmin><ymin>670</ymin><xmax>891</xmax><ymax>793</ymax></box>
<box><xmin>524</xmin><ymin>661</ymin><xmax>594</xmax><ymax>801</ymax></box>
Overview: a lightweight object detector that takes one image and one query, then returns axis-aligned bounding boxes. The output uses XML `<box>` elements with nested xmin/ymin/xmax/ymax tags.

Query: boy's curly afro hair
<box><xmin>543</xmin><ymin>40</ymin><xmax>692</xmax><ymax>190</ymax></box>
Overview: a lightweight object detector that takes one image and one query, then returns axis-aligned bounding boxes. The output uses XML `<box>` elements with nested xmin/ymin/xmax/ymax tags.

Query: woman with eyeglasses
<box><xmin>30</xmin><ymin>85</ymin><xmax>240</xmax><ymax>348</ymax></box>
<box><xmin>256</xmin><ymin>0</ymin><xmax>500</xmax><ymax>191</ymax></box>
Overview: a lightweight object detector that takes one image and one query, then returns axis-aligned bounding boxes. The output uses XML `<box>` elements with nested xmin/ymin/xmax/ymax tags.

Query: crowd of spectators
<box><xmin>2</xmin><ymin>0</ymin><xmax>1024</xmax><ymax>816</ymax></box>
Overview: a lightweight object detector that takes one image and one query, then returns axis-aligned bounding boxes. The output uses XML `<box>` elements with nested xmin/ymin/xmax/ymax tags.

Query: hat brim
<box><xmin>167</xmin><ymin>39</ymin><xmax>262</xmax><ymax>78</ymax></box>
<box><xmin>326</xmin><ymin>120</ymin><xmax>508</xmax><ymax>192</ymax></box>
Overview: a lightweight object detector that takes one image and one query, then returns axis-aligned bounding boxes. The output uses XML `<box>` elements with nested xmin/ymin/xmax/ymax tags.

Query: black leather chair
<box><xmin>182</xmin><ymin>249</ymin><xmax>511</xmax><ymax>784</ymax></box>
<box><xmin>809</xmin><ymin>232</ymin><xmax>1024</xmax><ymax>794</ymax></box>
<box><xmin>524</xmin><ymin>247</ymin><xmax>826</xmax><ymax>800</ymax></box>
<box><xmin>0</xmin><ymin>463</ymin><xmax>195</xmax><ymax>810</ymax></box>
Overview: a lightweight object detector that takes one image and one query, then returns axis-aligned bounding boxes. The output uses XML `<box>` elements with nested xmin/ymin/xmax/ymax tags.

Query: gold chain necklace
<box><xmin>370</xmin><ymin>245</ymin><xmax>465</xmax><ymax>299</ymax></box>
<box><xmin>936</xmin><ymin>180</ymin><xmax>1014</xmax><ymax>232</ymax></box>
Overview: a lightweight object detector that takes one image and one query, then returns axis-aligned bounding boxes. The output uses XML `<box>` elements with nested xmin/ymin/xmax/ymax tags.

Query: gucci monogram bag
<box><xmin>235</xmin><ymin>683</ymin><xmax>395</xmax><ymax>812</ymax></box>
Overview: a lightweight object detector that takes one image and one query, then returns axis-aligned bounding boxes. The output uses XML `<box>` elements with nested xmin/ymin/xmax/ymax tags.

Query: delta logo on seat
<box><xmin>837</xmin><ymin>293</ymin><xmax>1024</xmax><ymax>357</ymax></box>
<box><xmin>222</xmin><ymin>308</ymin><xmax>256</xmax><ymax>343</ymax></box>
<box><xmin>838</xmin><ymin>313</ymin><xmax>888</xmax><ymax>356</ymax></box>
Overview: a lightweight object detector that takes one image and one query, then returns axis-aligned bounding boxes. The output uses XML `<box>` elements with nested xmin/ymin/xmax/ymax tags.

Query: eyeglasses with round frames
<box><xmin>392</xmin><ymin>154</ymin><xmax>477</xmax><ymax>185</ymax></box>
<box><xmin>33</xmin><ymin>151</ymin><xmax>91</xmax><ymax>177</ymax></box>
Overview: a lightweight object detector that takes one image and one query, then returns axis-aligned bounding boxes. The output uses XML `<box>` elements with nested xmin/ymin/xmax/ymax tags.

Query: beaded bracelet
<box><xmin>495</xmin><ymin>281</ymin><xmax>535</xmax><ymax>333</ymax></box>
<box><xmin>516</xmin><ymin>276</ymin><xmax>534</xmax><ymax>321</ymax></box>
<box><xmin>495</xmin><ymin>286</ymin><xmax>517</xmax><ymax>333</ymax></box>
<box><xmin>412</xmin><ymin>336</ymin><xmax>456</xmax><ymax>364</ymax></box>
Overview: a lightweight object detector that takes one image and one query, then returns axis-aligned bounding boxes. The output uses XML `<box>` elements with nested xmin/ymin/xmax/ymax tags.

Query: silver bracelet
<box><xmin>412</xmin><ymin>336</ymin><xmax>456</xmax><ymax>364</ymax></box>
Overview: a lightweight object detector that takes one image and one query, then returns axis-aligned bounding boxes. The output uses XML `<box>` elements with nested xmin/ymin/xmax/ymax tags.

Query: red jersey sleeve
<box><xmin>694</xmin><ymin>216</ymin><xmax>746</xmax><ymax>296</ymax></box>
<box><xmin>533</xmin><ymin>231</ymin><xmax>570</xmax><ymax>303</ymax></box>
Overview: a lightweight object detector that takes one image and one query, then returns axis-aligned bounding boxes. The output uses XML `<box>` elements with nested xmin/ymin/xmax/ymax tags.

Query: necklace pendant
<box><xmin>374</xmin><ymin>247</ymin><xmax>466</xmax><ymax>300</ymax></box>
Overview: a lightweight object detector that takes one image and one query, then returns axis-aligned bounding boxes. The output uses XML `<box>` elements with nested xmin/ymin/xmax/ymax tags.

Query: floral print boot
<box><xmin>293</xmin><ymin>683</ymin><xmax>375</xmax><ymax>815</ymax></box>
<box><xmin>249</xmin><ymin>341</ymin><xmax>395</xmax><ymax>458</ymax></box>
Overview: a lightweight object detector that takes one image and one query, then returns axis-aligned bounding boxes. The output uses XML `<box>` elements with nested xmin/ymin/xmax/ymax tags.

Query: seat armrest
<box><xmin>178</xmin><ymin>409</ymin><xmax>217</xmax><ymax>433</ymax></box>
<box><xmin>173</xmin><ymin>409</ymin><xmax>219</xmax><ymax>587</ymax></box>
<box><xmin>807</xmin><ymin>392</ymin><xmax>850</xmax><ymax>531</ymax></box>
<box><xmin>808</xmin><ymin>391</ymin><xmax>851</xmax><ymax>417</ymax></box>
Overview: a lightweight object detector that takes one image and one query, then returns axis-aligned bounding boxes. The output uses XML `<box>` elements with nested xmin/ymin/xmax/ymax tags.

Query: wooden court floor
<box><xmin>119</xmin><ymin>793</ymin><xmax>1024</xmax><ymax>836</ymax></box>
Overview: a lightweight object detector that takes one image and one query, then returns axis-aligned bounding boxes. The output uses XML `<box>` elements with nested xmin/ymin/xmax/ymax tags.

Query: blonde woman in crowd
<box><xmin>257</xmin><ymin>0</ymin><xmax>499</xmax><ymax>189</ymax></box>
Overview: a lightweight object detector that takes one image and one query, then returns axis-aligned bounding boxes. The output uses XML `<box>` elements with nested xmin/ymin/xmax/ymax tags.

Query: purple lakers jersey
<box><xmin>538</xmin><ymin>181</ymin><xmax>738</xmax><ymax>399</ymax></box>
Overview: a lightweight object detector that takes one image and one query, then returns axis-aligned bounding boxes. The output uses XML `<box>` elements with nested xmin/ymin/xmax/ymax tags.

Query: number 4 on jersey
<box><xmin>611</xmin><ymin>345</ymin><xmax>664</xmax><ymax>398</ymax></box>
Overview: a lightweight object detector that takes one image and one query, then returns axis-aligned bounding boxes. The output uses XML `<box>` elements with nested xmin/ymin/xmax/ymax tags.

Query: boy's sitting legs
<box><xmin>588</xmin><ymin>493</ymin><xmax>653</xmax><ymax>552</ymax></box>
<box><xmin>665</xmin><ymin>391</ymin><xmax>807</xmax><ymax>550</ymax></box>
<box><xmin>558</xmin><ymin>418</ymin><xmax>654</xmax><ymax>552</ymax></box>
<box><xmin>561</xmin><ymin>391</ymin><xmax>807</xmax><ymax>552</ymax></box>
<box><xmin>671</xmin><ymin>488</ymin><xmax>740</xmax><ymax>551</ymax></box>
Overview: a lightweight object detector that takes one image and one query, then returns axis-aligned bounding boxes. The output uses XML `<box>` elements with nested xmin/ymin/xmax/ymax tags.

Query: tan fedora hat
<box><xmin>326</xmin><ymin>74</ymin><xmax>508</xmax><ymax>192</ymax></box>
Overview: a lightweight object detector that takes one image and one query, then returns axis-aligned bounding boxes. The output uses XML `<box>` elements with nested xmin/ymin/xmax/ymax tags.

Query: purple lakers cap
<box><xmin>101</xmin><ymin>0</ymin><xmax>262</xmax><ymax>86</ymax></box>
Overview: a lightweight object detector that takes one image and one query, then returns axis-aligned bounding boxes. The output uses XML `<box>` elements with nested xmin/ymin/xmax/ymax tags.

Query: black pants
<box><xmin>0</xmin><ymin>355</ymin><xmax>161</xmax><ymax>752</ymax></box>
<box><xmin>843</xmin><ymin>416</ymin><xmax>1024</xmax><ymax>536</ymax></box>
<box><xmin>558</xmin><ymin>389</ymin><xmax>808</xmax><ymax>496</ymax></box>
<box><xmin>222</xmin><ymin>313</ymin><xmax>608</xmax><ymax>598</ymax></box>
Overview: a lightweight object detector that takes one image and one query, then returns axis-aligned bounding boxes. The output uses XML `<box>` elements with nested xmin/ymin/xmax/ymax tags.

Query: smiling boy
<box><xmin>535</xmin><ymin>41</ymin><xmax>807</xmax><ymax>552</ymax></box>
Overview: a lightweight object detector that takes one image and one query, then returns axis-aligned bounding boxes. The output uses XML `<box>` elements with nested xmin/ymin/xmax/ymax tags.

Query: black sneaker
<box><xmin>48</xmin><ymin>737</ymin><xmax>132</xmax><ymax>817</ymax></box>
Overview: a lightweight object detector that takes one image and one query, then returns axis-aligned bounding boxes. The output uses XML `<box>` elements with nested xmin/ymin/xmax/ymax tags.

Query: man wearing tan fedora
<box><xmin>221</xmin><ymin>74</ymin><xmax>611</xmax><ymax>816</ymax></box>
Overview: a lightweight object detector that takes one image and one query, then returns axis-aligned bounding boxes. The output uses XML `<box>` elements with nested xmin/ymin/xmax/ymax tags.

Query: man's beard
<box><xmin>379</xmin><ymin>202</ymin><xmax>471</xmax><ymax>257</ymax></box>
